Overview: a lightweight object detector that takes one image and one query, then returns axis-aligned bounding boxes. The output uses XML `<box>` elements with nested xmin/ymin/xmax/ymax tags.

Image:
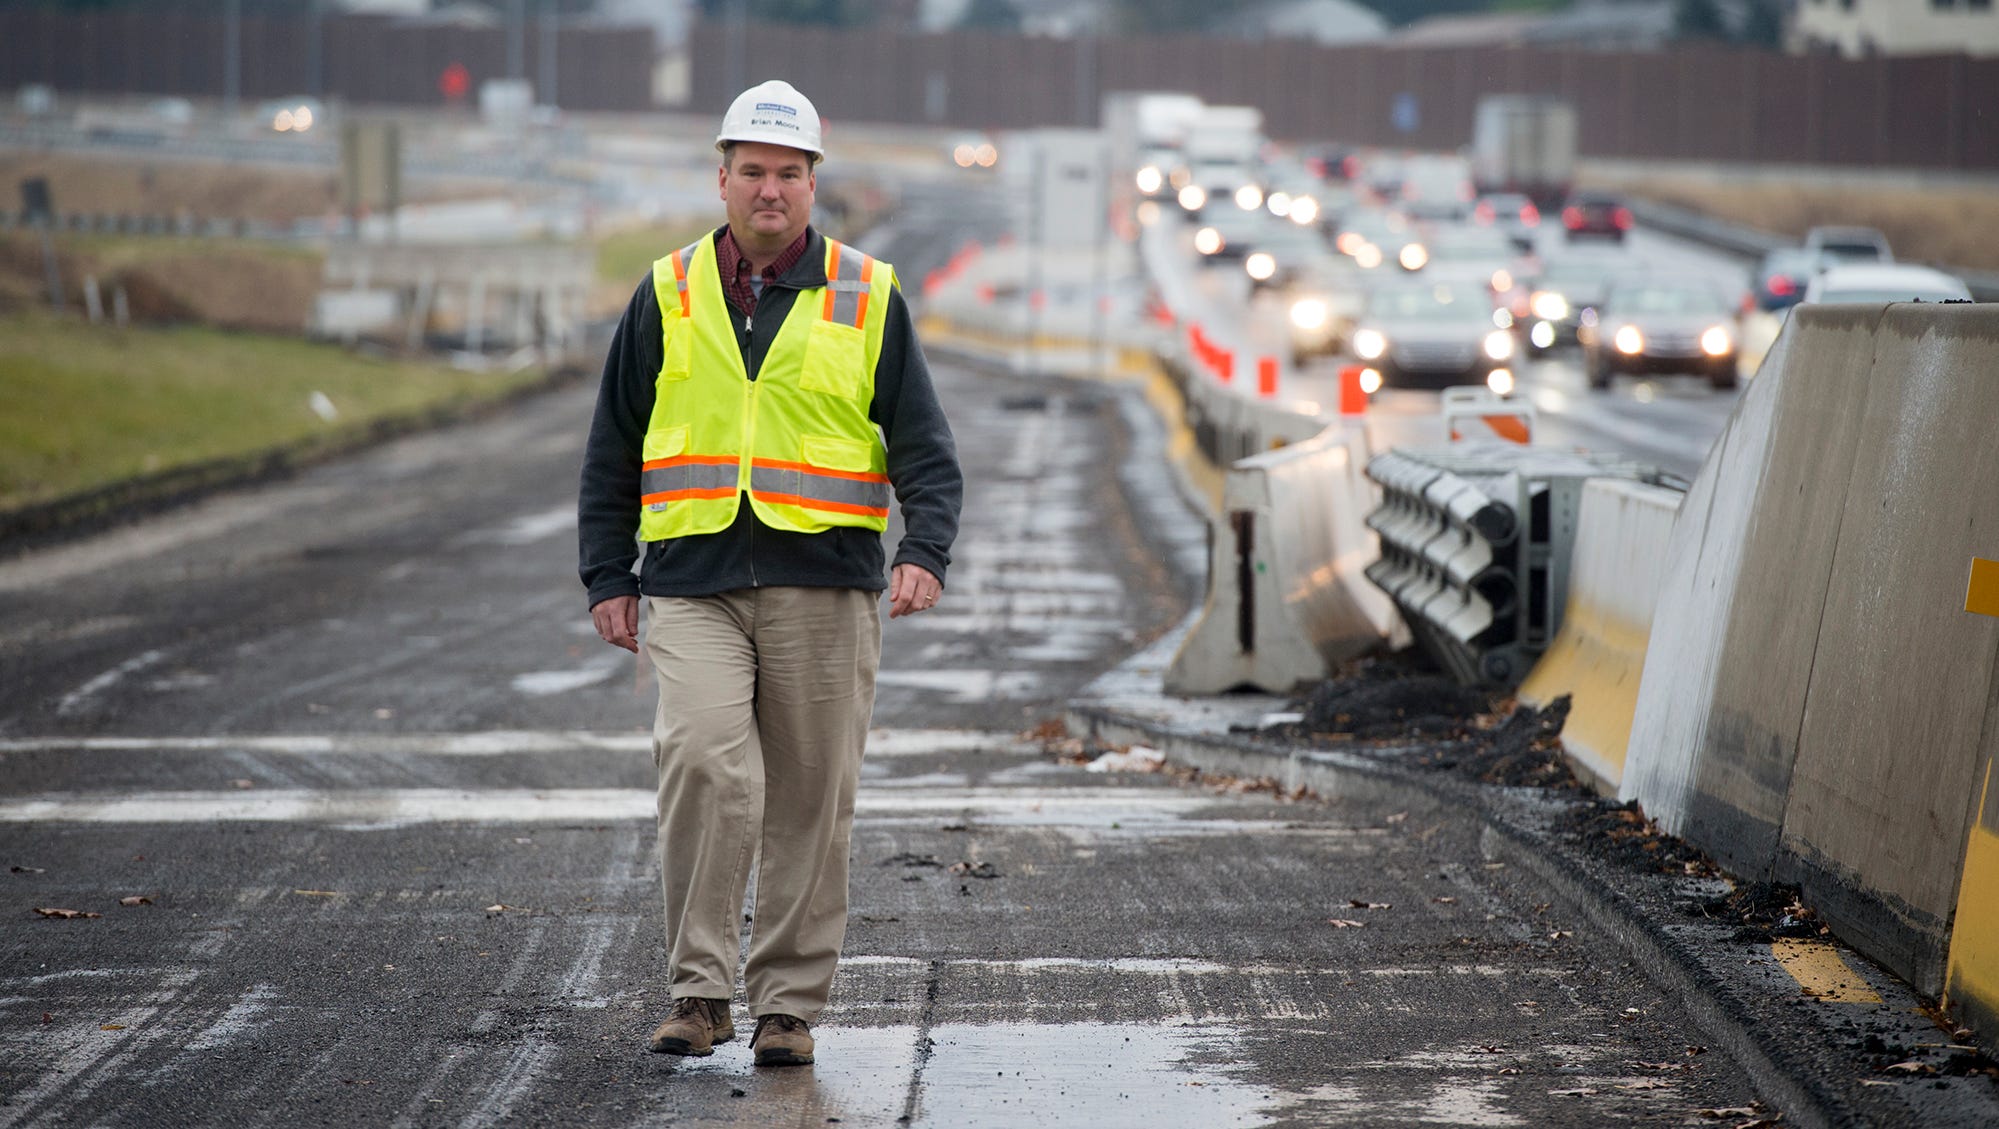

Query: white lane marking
<box><xmin>450</xmin><ymin>506</ymin><xmax>574</xmax><ymax>547</ymax></box>
<box><xmin>874</xmin><ymin>669</ymin><xmax>1043</xmax><ymax>701</ymax></box>
<box><xmin>510</xmin><ymin>655</ymin><xmax>623</xmax><ymax>696</ymax></box>
<box><xmin>0</xmin><ymin>727</ymin><xmax>1028</xmax><ymax>758</ymax></box>
<box><xmin>55</xmin><ymin>649</ymin><xmax>168</xmax><ymax>717</ymax></box>
<box><xmin>181</xmin><ymin>983</ymin><xmax>281</xmax><ymax>1053</ymax></box>
<box><xmin>0</xmin><ymin>786</ymin><xmax>1238</xmax><ymax>827</ymax></box>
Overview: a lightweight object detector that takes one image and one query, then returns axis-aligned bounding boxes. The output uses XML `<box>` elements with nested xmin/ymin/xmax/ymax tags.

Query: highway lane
<box><xmin>1154</xmin><ymin>209</ymin><xmax>1759</xmax><ymax>480</ymax></box>
<box><xmin>0</xmin><ymin>344</ymin><xmax>1775</xmax><ymax>1126</ymax></box>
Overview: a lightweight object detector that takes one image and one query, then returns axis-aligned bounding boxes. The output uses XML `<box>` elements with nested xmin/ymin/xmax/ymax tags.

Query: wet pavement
<box><xmin>3</xmin><ymin>324</ymin><xmax>1995</xmax><ymax>1126</ymax></box>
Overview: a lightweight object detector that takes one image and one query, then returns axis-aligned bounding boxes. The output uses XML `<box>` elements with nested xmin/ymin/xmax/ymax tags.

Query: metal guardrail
<box><xmin>1364</xmin><ymin>442</ymin><xmax>1679</xmax><ymax>688</ymax></box>
<box><xmin>1626</xmin><ymin>196</ymin><xmax>1999</xmax><ymax>303</ymax></box>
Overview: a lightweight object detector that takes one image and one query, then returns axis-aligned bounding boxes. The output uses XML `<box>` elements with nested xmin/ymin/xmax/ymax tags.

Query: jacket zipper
<box><xmin>743</xmin><ymin>305</ymin><xmax>758</xmax><ymax>588</ymax></box>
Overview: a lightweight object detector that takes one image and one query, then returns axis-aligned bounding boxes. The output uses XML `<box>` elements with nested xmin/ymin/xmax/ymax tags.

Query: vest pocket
<box><xmin>801</xmin><ymin>319</ymin><xmax>866</xmax><ymax>399</ymax></box>
<box><xmin>802</xmin><ymin>434</ymin><xmax>874</xmax><ymax>473</ymax></box>
<box><xmin>643</xmin><ymin>424</ymin><xmax>688</xmax><ymax>462</ymax></box>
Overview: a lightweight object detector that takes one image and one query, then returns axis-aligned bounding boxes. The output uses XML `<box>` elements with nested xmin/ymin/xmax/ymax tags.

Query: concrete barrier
<box><xmin>1623</xmin><ymin>302</ymin><xmax>1999</xmax><ymax>1004</ymax></box>
<box><xmin>1165</xmin><ymin>422</ymin><xmax>1404</xmax><ymax>694</ymax></box>
<box><xmin>1516</xmin><ymin>477</ymin><xmax>1683</xmax><ymax>795</ymax></box>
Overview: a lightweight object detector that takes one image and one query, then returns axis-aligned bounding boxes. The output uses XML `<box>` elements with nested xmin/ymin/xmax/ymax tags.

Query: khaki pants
<box><xmin>644</xmin><ymin>587</ymin><xmax>881</xmax><ymax>1022</ymax></box>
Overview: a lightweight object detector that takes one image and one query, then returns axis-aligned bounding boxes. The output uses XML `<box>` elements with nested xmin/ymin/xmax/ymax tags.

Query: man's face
<box><xmin>720</xmin><ymin>141</ymin><xmax>815</xmax><ymax>253</ymax></box>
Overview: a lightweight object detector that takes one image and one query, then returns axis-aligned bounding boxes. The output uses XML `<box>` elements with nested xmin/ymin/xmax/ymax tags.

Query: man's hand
<box><xmin>592</xmin><ymin>595</ymin><xmax>640</xmax><ymax>653</ymax></box>
<box><xmin>889</xmin><ymin>563</ymin><xmax>942</xmax><ymax>619</ymax></box>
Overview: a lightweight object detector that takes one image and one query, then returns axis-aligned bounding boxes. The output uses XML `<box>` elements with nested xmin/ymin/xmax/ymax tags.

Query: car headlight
<box><xmin>1484</xmin><ymin>329</ymin><xmax>1515</xmax><ymax>361</ymax></box>
<box><xmin>1194</xmin><ymin>226</ymin><xmax>1224</xmax><ymax>256</ymax></box>
<box><xmin>1266</xmin><ymin>191</ymin><xmax>1292</xmax><ymax>217</ymax></box>
<box><xmin>1290</xmin><ymin>297</ymin><xmax>1330</xmax><ymax>331</ymax></box>
<box><xmin>1136</xmin><ymin>166</ymin><xmax>1163</xmax><ymax>195</ymax></box>
<box><xmin>1245</xmin><ymin>252</ymin><xmax>1277</xmax><ymax>281</ymax></box>
<box><xmin>1398</xmin><ymin>244</ymin><xmax>1428</xmax><ymax>271</ymax></box>
<box><xmin>1336</xmin><ymin>231</ymin><xmax>1363</xmax><ymax>256</ymax></box>
<box><xmin>1487</xmin><ymin>368</ymin><xmax>1515</xmax><ymax>396</ymax></box>
<box><xmin>1178</xmin><ymin>184</ymin><xmax>1207</xmax><ymax>212</ymax></box>
<box><xmin>1235</xmin><ymin>184</ymin><xmax>1263</xmax><ymax>211</ymax></box>
<box><xmin>975</xmin><ymin>143</ymin><xmax>997</xmax><ymax>168</ymax></box>
<box><xmin>1614</xmin><ymin>325</ymin><xmax>1644</xmax><ymax>355</ymax></box>
<box><xmin>1358</xmin><ymin>367</ymin><xmax>1384</xmax><ymax>394</ymax></box>
<box><xmin>1491</xmin><ymin>269</ymin><xmax>1513</xmax><ymax>293</ymax></box>
<box><xmin>1700</xmin><ymin>325</ymin><xmax>1733</xmax><ymax>356</ymax></box>
<box><xmin>1529</xmin><ymin>321</ymin><xmax>1556</xmax><ymax>349</ymax></box>
<box><xmin>1289</xmin><ymin>196</ymin><xmax>1320</xmax><ymax>225</ymax></box>
<box><xmin>1354</xmin><ymin>243</ymin><xmax>1383</xmax><ymax>270</ymax></box>
<box><xmin>1530</xmin><ymin>291</ymin><xmax>1569</xmax><ymax>321</ymax></box>
<box><xmin>1354</xmin><ymin>329</ymin><xmax>1387</xmax><ymax>360</ymax></box>
<box><xmin>1136</xmin><ymin>200</ymin><xmax>1161</xmax><ymax>227</ymax></box>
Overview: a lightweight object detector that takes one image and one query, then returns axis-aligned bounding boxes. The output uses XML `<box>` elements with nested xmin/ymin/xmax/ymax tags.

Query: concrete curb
<box><xmin>1065</xmin><ymin>694</ymin><xmax>1855</xmax><ymax>1129</ymax></box>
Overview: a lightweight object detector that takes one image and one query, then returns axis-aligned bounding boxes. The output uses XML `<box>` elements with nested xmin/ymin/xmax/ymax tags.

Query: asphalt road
<box><xmin>0</xmin><ymin>339</ymin><xmax>1795</xmax><ymax>1127</ymax></box>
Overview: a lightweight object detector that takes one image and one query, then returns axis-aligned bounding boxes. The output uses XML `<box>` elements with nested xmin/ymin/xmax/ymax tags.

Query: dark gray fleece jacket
<box><xmin>577</xmin><ymin>226</ymin><xmax>962</xmax><ymax>610</ymax></box>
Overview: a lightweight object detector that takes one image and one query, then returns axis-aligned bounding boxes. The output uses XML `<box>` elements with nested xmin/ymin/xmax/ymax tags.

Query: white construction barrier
<box><xmin>1516</xmin><ymin>477</ymin><xmax>1684</xmax><ymax>794</ymax></box>
<box><xmin>1166</xmin><ymin>423</ymin><xmax>1403</xmax><ymax>694</ymax></box>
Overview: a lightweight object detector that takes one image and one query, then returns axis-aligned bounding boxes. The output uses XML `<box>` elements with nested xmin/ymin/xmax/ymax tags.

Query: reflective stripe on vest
<box><xmin>640</xmin><ymin>454</ymin><xmax>736</xmax><ymax>507</ymax></box>
<box><xmin>748</xmin><ymin>459</ymin><xmax>891</xmax><ymax>518</ymax></box>
<box><xmin>823</xmin><ymin>239</ymin><xmax>875</xmax><ymax>329</ymax></box>
<box><xmin>667</xmin><ymin>244</ymin><xmax>694</xmax><ymax>318</ymax></box>
<box><xmin>638</xmin><ymin>233</ymin><xmax>895</xmax><ymax>541</ymax></box>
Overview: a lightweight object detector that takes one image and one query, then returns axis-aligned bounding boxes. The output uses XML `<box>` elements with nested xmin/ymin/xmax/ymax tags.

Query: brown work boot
<box><xmin>648</xmin><ymin>996</ymin><xmax>734</xmax><ymax>1056</ymax></box>
<box><xmin>750</xmin><ymin>1013</ymin><xmax>814</xmax><ymax>1066</ymax></box>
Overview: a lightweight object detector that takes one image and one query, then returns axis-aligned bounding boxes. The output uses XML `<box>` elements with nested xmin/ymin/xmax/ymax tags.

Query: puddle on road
<box><xmin>910</xmin><ymin>1022</ymin><xmax>1269</xmax><ymax>1128</ymax></box>
<box><xmin>650</xmin><ymin>1022</ymin><xmax>1271</xmax><ymax>1126</ymax></box>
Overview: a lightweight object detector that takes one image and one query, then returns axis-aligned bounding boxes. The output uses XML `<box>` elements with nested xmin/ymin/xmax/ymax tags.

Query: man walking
<box><xmin>577</xmin><ymin>79</ymin><xmax>962</xmax><ymax>1067</ymax></box>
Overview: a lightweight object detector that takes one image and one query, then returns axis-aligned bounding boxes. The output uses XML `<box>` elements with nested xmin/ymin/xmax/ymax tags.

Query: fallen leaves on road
<box><xmin>293</xmin><ymin>889</ymin><xmax>341</xmax><ymax>898</ymax></box>
<box><xmin>485</xmin><ymin>904</ymin><xmax>527</xmax><ymax>913</ymax></box>
<box><xmin>1695</xmin><ymin>1107</ymin><xmax>1760</xmax><ymax>1119</ymax></box>
<box><xmin>1326</xmin><ymin>919</ymin><xmax>1366</xmax><ymax>928</ymax></box>
<box><xmin>1347</xmin><ymin>899</ymin><xmax>1391</xmax><ymax>910</ymax></box>
<box><xmin>34</xmin><ymin>907</ymin><xmax>100</xmax><ymax>919</ymax></box>
<box><xmin>1432</xmin><ymin>896</ymin><xmax>1457</xmax><ymax>905</ymax></box>
<box><xmin>949</xmin><ymin>861</ymin><xmax>1002</xmax><ymax>879</ymax></box>
<box><xmin>100</xmin><ymin>1023</ymin><xmax>126</xmax><ymax>1031</ymax></box>
<box><xmin>881</xmin><ymin>853</ymin><xmax>944</xmax><ymax>869</ymax></box>
<box><xmin>118</xmin><ymin>896</ymin><xmax>152</xmax><ymax>907</ymax></box>
<box><xmin>12</xmin><ymin>865</ymin><xmax>47</xmax><ymax>874</ymax></box>
<box><xmin>1618</xmin><ymin>1079</ymin><xmax>1672</xmax><ymax>1090</ymax></box>
<box><xmin>1884</xmin><ymin>1060</ymin><xmax>1937</xmax><ymax>1075</ymax></box>
<box><xmin>1547</xmin><ymin>1087</ymin><xmax>1597</xmax><ymax>1097</ymax></box>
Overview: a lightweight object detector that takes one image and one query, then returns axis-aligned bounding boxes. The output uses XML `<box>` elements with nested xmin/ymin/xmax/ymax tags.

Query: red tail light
<box><xmin>1563</xmin><ymin>207</ymin><xmax>1584</xmax><ymax>229</ymax></box>
<box><xmin>1768</xmin><ymin>274</ymin><xmax>1796</xmax><ymax>296</ymax></box>
<box><xmin>1521</xmin><ymin>203</ymin><xmax>1540</xmax><ymax>226</ymax></box>
<box><xmin>1474</xmin><ymin>202</ymin><xmax>1494</xmax><ymax>224</ymax></box>
<box><xmin>1613</xmin><ymin>207</ymin><xmax>1634</xmax><ymax>230</ymax></box>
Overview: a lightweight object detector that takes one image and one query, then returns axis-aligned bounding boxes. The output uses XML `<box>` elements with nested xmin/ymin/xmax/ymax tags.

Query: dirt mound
<box><xmin>1563</xmin><ymin>798</ymin><xmax>1717</xmax><ymax>877</ymax></box>
<box><xmin>1285</xmin><ymin>655</ymin><xmax>1496</xmax><ymax>742</ymax></box>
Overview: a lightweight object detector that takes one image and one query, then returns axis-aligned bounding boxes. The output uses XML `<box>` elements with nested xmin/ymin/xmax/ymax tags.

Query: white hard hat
<box><xmin>715</xmin><ymin>80</ymin><xmax>823</xmax><ymax>164</ymax></box>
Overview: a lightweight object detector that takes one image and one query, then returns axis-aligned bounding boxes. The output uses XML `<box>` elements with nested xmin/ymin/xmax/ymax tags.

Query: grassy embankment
<box><xmin>0</xmin><ymin>218</ymin><xmax>717</xmax><ymax>521</ymax></box>
<box><xmin>0</xmin><ymin>307</ymin><xmax>549</xmax><ymax>513</ymax></box>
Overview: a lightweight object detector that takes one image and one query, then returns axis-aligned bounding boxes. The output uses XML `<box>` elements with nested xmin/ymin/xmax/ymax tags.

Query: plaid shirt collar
<box><xmin>715</xmin><ymin>227</ymin><xmax>812</xmax><ymax>317</ymax></box>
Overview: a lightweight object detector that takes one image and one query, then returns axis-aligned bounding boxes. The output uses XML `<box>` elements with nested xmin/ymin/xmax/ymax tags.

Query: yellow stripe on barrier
<box><xmin>1518</xmin><ymin>604</ymin><xmax>1651</xmax><ymax>794</ymax></box>
<box><xmin>1946</xmin><ymin>760</ymin><xmax>1999</xmax><ymax>1034</ymax></box>
<box><xmin>1968</xmin><ymin>557</ymin><xmax>1999</xmax><ymax>618</ymax></box>
<box><xmin>1771</xmin><ymin>939</ymin><xmax>1884</xmax><ymax>1004</ymax></box>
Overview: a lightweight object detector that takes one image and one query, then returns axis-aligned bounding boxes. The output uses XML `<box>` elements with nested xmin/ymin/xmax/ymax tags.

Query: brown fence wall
<box><xmin>0</xmin><ymin>10</ymin><xmax>651</xmax><ymax>113</ymax></box>
<box><xmin>4</xmin><ymin>9</ymin><xmax>1994</xmax><ymax>171</ymax></box>
<box><xmin>685</xmin><ymin>22</ymin><xmax>1998</xmax><ymax>172</ymax></box>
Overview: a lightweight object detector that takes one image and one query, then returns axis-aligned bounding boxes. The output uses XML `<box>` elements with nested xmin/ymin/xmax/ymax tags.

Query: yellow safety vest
<box><xmin>638</xmin><ymin>233</ymin><xmax>896</xmax><ymax>542</ymax></box>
